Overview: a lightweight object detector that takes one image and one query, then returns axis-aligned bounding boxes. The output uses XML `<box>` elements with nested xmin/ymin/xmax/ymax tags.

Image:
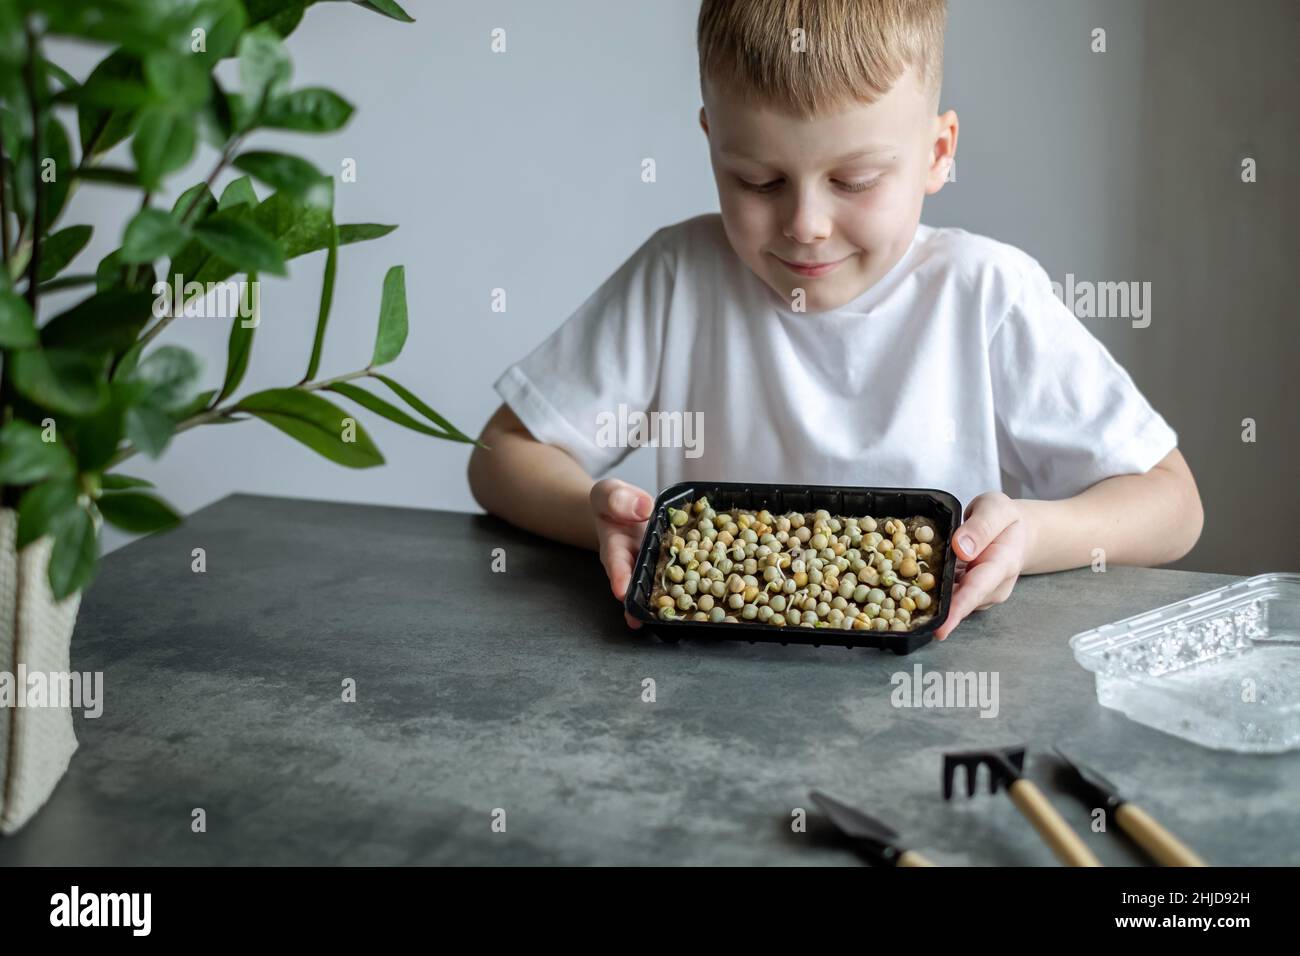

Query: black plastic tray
<box><xmin>624</xmin><ymin>481</ymin><xmax>960</xmax><ymax>655</ymax></box>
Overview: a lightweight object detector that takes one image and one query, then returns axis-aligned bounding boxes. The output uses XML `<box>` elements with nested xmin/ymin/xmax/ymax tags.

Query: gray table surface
<box><xmin>1</xmin><ymin>493</ymin><xmax>1294</xmax><ymax>866</ymax></box>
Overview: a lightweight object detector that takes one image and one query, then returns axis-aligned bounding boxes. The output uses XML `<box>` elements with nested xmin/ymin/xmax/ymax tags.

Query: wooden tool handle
<box><xmin>1008</xmin><ymin>779</ymin><xmax>1103</xmax><ymax>867</ymax></box>
<box><xmin>897</xmin><ymin>849</ymin><xmax>937</xmax><ymax>867</ymax></box>
<box><xmin>1115</xmin><ymin>803</ymin><xmax>1206</xmax><ymax>867</ymax></box>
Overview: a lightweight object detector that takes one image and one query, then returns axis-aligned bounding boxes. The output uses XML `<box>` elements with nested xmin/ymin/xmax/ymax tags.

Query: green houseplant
<box><xmin>0</xmin><ymin>0</ymin><xmax>480</xmax><ymax>833</ymax></box>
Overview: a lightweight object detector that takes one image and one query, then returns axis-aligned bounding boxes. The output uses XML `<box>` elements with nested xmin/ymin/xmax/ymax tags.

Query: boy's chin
<box><xmin>767</xmin><ymin>274</ymin><xmax>868</xmax><ymax>314</ymax></box>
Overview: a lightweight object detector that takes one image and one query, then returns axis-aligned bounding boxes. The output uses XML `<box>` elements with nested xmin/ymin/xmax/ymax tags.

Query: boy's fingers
<box><xmin>604</xmin><ymin>545</ymin><xmax>635</xmax><ymax>599</ymax></box>
<box><xmin>941</xmin><ymin>560</ymin><xmax>1006</xmax><ymax>637</ymax></box>
<box><xmin>592</xmin><ymin>479</ymin><xmax>653</xmax><ymax>524</ymax></box>
<box><xmin>954</xmin><ymin>493</ymin><xmax>1016</xmax><ymax>560</ymax></box>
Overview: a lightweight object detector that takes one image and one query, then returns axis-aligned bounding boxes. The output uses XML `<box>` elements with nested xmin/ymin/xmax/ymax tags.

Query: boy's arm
<box><xmin>1014</xmin><ymin>447</ymin><xmax>1204</xmax><ymax>574</ymax></box>
<box><xmin>935</xmin><ymin>448</ymin><xmax>1203</xmax><ymax>640</ymax></box>
<box><xmin>467</xmin><ymin>403</ymin><xmax>600</xmax><ymax>551</ymax></box>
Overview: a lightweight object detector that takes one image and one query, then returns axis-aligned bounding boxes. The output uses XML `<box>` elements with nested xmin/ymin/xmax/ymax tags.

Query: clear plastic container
<box><xmin>1070</xmin><ymin>572</ymin><xmax>1300</xmax><ymax>753</ymax></box>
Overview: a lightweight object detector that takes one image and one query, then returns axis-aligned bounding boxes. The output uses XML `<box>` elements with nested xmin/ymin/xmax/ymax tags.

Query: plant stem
<box><xmin>180</xmin><ymin>132</ymin><xmax>244</xmax><ymax>227</ymax></box>
<box><xmin>135</xmin><ymin>137</ymin><xmax>245</xmax><ymax>349</ymax></box>
<box><xmin>0</xmin><ymin>122</ymin><xmax>10</xmax><ymax>264</ymax></box>
<box><xmin>105</xmin><ymin>367</ymin><xmax>373</xmax><ymax>469</ymax></box>
<box><xmin>123</xmin><ymin>189</ymin><xmax>152</xmax><ymax>289</ymax></box>
<box><xmin>22</xmin><ymin>21</ymin><xmax>42</xmax><ymax>312</ymax></box>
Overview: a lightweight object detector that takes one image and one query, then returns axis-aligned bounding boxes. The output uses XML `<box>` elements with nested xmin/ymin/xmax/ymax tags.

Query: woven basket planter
<box><xmin>0</xmin><ymin>508</ymin><xmax>82</xmax><ymax>835</ymax></box>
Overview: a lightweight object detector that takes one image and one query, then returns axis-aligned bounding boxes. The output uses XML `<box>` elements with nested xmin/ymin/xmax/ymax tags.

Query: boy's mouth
<box><xmin>771</xmin><ymin>253</ymin><xmax>852</xmax><ymax>277</ymax></box>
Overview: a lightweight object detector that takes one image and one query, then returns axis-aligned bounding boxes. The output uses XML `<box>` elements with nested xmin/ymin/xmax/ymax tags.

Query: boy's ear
<box><xmin>699</xmin><ymin>106</ymin><xmax>709</xmax><ymax>136</ymax></box>
<box><xmin>925</xmin><ymin>109</ymin><xmax>959</xmax><ymax>195</ymax></box>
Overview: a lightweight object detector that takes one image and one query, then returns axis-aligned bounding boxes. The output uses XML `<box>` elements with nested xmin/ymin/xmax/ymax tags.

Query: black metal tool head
<box><xmin>1053</xmin><ymin>746</ymin><xmax>1125</xmax><ymax>812</ymax></box>
<box><xmin>809</xmin><ymin>790</ymin><xmax>905</xmax><ymax>865</ymax></box>
<box><xmin>942</xmin><ymin>745</ymin><xmax>1026</xmax><ymax>799</ymax></box>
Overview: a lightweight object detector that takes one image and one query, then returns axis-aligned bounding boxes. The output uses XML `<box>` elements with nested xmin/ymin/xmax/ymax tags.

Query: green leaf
<box><xmin>171</xmin><ymin>180</ymin><xmax>217</xmax><ymax>224</ymax></box>
<box><xmin>357</xmin><ymin>0</ymin><xmax>416</xmax><ymax>23</ymax></box>
<box><xmin>121</xmin><ymin>208</ymin><xmax>189</xmax><ymax>263</ymax></box>
<box><xmin>77</xmin><ymin>52</ymin><xmax>145</xmax><ymax>157</ymax></box>
<box><xmin>261</xmin><ymin>87</ymin><xmax>354</xmax><ymax>132</ymax></box>
<box><xmin>68</xmin><ymin>385</ymin><xmax>129</xmax><ymax>472</ymax></box>
<box><xmin>236</xmin><ymin>25</ymin><xmax>291</xmax><ymax>128</ymax></box>
<box><xmin>0</xmin><ymin>289</ymin><xmax>37</xmax><ymax>346</ymax></box>
<box><xmin>371</xmin><ymin>374</ymin><xmax>482</xmax><ymax>446</ymax></box>
<box><xmin>42</xmin><ymin>116</ymin><xmax>73</xmax><ymax>226</ymax></box>
<box><xmin>38</xmin><ymin>2</ymin><xmax>174</xmax><ymax>55</ymax></box>
<box><xmin>131</xmin><ymin>108</ymin><xmax>197</xmax><ymax>189</ymax></box>
<box><xmin>244</xmin><ymin>0</ymin><xmax>307</xmax><ymax>37</ymax></box>
<box><xmin>197</xmin><ymin>76</ymin><xmax>235</xmax><ymax>149</ymax></box>
<box><xmin>243</xmin><ymin>0</ymin><xmax>305</xmax><ymax>28</ymax></box>
<box><xmin>218</xmin><ymin>175</ymin><xmax>258</xmax><ymax>210</ymax></box>
<box><xmin>193</xmin><ymin>216</ymin><xmax>287</xmax><ymax>276</ymax></box>
<box><xmin>58</xmin><ymin>77</ymin><xmax>154</xmax><ymax>111</ymax></box>
<box><xmin>101</xmin><ymin>473</ymin><xmax>155</xmax><ymax>490</ymax></box>
<box><xmin>337</xmin><ymin>222</ymin><xmax>397</xmax><ymax>244</ymax></box>
<box><xmin>327</xmin><ymin>382</ymin><xmax>454</xmax><ymax>439</ymax></box>
<box><xmin>130</xmin><ymin>345</ymin><xmax>202</xmax><ymax>411</ymax></box>
<box><xmin>234</xmin><ymin>388</ymin><xmax>384</xmax><ymax>467</ymax></box>
<box><xmin>73</xmin><ymin>166</ymin><xmax>140</xmax><ymax>187</ymax></box>
<box><xmin>95</xmin><ymin>249</ymin><xmax>127</xmax><ymax>292</ymax></box>
<box><xmin>371</xmin><ymin>265</ymin><xmax>407</xmax><ymax>366</ymax></box>
<box><xmin>166</xmin><ymin>199</ymin><xmax>393</xmax><ymax>291</ymax></box>
<box><xmin>124</xmin><ymin>403</ymin><xmax>176</xmax><ymax>458</ymax></box>
<box><xmin>218</xmin><ymin>270</ymin><xmax>257</xmax><ymax>402</ymax></box>
<box><xmin>304</xmin><ymin>223</ymin><xmax>336</xmax><ymax>380</ymax></box>
<box><xmin>38</xmin><ymin>273</ymin><xmax>98</xmax><ymax>294</ymax></box>
<box><xmin>16</xmin><ymin>480</ymin><xmax>79</xmax><ymax>550</ymax></box>
<box><xmin>48</xmin><ymin>507</ymin><xmax>98</xmax><ymax>600</ymax></box>
<box><xmin>232</xmin><ymin>150</ymin><xmax>332</xmax><ymax>207</ymax></box>
<box><xmin>43</xmin><ymin>60</ymin><xmax>78</xmax><ymax>91</ymax></box>
<box><xmin>97</xmin><ymin>491</ymin><xmax>182</xmax><ymax>534</ymax></box>
<box><xmin>143</xmin><ymin>51</ymin><xmax>208</xmax><ymax>109</ymax></box>
<box><xmin>10</xmin><ymin>349</ymin><xmax>111</xmax><ymax>416</ymax></box>
<box><xmin>0</xmin><ymin>419</ymin><xmax>76</xmax><ymax>484</ymax></box>
<box><xmin>37</xmin><ymin>224</ymin><xmax>93</xmax><ymax>282</ymax></box>
<box><xmin>1</xmin><ymin>105</ymin><xmax>33</xmax><ymax>225</ymax></box>
<box><xmin>40</xmin><ymin>289</ymin><xmax>155</xmax><ymax>355</ymax></box>
<box><xmin>188</xmin><ymin>0</ymin><xmax>248</xmax><ymax>68</ymax></box>
<box><xmin>112</xmin><ymin>339</ymin><xmax>145</xmax><ymax>384</ymax></box>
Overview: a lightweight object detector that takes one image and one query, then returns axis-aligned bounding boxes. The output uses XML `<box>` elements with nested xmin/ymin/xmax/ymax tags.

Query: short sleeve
<box><xmin>989</xmin><ymin>264</ymin><xmax>1178</xmax><ymax>500</ymax></box>
<box><xmin>493</xmin><ymin>229</ymin><xmax>674</xmax><ymax>477</ymax></box>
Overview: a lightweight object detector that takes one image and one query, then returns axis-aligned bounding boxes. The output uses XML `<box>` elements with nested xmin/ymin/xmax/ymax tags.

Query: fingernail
<box><xmin>633</xmin><ymin>497</ymin><xmax>651</xmax><ymax>520</ymax></box>
<box><xmin>958</xmin><ymin>534</ymin><xmax>975</xmax><ymax>555</ymax></box>
<box><xmin>613</xmin><ymin>490</ymin><xmax>632</xmax><ymax>513</ymax></box>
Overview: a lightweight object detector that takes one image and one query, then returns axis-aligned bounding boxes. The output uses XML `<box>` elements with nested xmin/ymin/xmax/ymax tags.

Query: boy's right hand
<box><xmin>590</xmin><ymin>478</ymin><xmax>655</xmax><ymax>630</ymax></box>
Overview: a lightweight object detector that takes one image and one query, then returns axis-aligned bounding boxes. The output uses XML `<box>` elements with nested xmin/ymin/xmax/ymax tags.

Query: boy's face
<box><xmin>700</xmin><ymin>67</ymin><xmax>957</xmax><ymax>314</ymax></box>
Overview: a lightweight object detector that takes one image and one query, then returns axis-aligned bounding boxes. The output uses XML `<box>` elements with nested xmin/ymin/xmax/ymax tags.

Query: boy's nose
<box><xmin>783</xmin><ymin>190</ymin><xmax>832</xmax><ymax>244</ymax></box>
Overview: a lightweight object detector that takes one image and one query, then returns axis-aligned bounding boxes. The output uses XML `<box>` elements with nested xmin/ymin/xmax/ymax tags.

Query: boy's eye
<box><xmin>735</xmin><ymin>176</ymin><xmax>881</xmax><ymax>194</ymax></box>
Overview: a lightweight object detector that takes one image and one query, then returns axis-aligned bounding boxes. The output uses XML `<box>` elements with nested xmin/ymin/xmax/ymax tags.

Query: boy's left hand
<box><xmin>933</xmin><ymin>491</ymin><xmax>1031</xmax><ymax>641</ymax></box>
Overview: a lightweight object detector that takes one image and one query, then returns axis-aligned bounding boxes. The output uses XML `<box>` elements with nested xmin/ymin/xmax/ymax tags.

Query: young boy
<box><xmin>468</xmin><ymin>0</ymin><xmax>1203</xmax><ymax>640</ymax></box>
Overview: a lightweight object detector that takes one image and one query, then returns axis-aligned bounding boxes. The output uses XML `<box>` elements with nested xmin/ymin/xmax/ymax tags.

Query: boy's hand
<box><xmin>590</xmin><ymin>478</ymin><xmax>655</xmax><ymax>630</ymax></box>
<box><xmin>934</xmin><ymin>491</ymin><xmax>1031</xmax><ymax>641</ymax></box>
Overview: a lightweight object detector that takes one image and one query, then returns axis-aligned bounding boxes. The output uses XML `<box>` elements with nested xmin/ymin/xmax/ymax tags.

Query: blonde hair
<box><xmin>697</xmin><ymin>0</ymin><xmax>948</xmax><ymax>117</ymax></box>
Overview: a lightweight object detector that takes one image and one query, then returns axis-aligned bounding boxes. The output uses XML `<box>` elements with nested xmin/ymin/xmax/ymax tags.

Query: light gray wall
<box><xmin>1128</xmin><ymin>0</ymin><xmax>1299</xmax><ymax>575</ymax></box>
<box><xmin>51</xmin><ymin>1</ymin><xmax>1295</xmax><ymax>574</ymax></box>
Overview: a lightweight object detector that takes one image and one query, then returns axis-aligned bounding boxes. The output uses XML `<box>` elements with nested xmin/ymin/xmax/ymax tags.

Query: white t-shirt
<box><xmin>494</xmin><ymin>213</ymin><xmax>1177</xmax><ymax>513</ymax></box>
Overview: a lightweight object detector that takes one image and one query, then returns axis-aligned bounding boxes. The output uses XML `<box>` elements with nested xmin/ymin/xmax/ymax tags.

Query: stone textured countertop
<box><xmin>1</xmin><ymin>493</ymin><xmax>1294</xmax><ymax>865</ymax></box>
